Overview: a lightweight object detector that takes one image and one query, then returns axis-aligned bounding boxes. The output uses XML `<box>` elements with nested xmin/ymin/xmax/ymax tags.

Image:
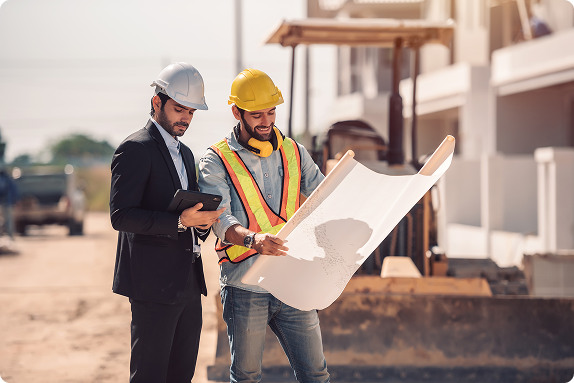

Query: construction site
<box><xmin>1</xmin><ymin>0</ymin><xmax>574</xmax><ymax>382</ymax></box>
<box><xmin>204</xmin><ymin>1</ymin><xmax>574</xmax><ymax>381</ymax></box>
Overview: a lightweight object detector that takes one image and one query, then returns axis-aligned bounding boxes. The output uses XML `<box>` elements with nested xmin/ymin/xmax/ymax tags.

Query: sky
<box><xmin>0</xmin><ymin>0</ymin><xmax>337</xmax><ymax>162</ymax></box>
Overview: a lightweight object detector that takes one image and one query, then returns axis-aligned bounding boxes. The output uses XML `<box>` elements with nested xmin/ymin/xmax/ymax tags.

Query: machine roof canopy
<box><xmin>265</xmin><ymin>18</ymin><xmax>455</xmax><ymax>48</ymax></box>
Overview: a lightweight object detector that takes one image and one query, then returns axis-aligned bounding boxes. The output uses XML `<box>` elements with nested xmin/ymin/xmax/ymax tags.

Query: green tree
<box><xmin>51</xmin><ymin>134</ymin><xmax>115</xmax><ymax>165</ymax></box>
<box><xmin>11</xmin><ymin>154</ymin><xmax>34</xmax><ymax>167</ymax></box>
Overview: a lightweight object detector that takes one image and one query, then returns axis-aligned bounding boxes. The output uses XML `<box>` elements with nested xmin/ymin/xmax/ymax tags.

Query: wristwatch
<box><xmin>177</xmin><ymin>215</ymin><xmax>188</xmax><ymax>232</ymax></box>
<box><xmin>244</xmin><ymin>232</ymin><xmax>256</xmax><ymax>249</ymax></box>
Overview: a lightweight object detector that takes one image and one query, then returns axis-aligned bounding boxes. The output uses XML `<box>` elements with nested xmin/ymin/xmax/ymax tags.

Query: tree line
<box><xmin>11</xmin><ymin>134</ymin><xmax>115</xmax><ymax>167</ymax></box>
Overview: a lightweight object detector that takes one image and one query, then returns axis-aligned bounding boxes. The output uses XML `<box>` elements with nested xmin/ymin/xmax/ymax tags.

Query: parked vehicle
<box><xmin>13</xmin><ymin>165</ymin><xmax>86</xmax><ymax>236</ymax></box>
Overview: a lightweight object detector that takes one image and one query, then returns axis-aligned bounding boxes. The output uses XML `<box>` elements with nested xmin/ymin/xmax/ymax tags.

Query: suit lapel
<box><xmin>180</xmin><ymin>144</ymin><xmax>198</xmax><ymax>191</ymax></box>
<box><xmin>145</xmin><ymin>121</ymin><xmax>182</xmax><ymax>190</ymax></box>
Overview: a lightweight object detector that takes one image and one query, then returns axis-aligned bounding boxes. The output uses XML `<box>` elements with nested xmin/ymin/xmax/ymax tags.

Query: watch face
<box><xmin>244</xmin><ymin>234</ymin><xmax>254</xmax><ymax>248</ymax></box>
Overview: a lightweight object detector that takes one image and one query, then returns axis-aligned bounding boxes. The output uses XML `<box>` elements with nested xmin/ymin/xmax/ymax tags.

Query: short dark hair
<box><xmin>150</xmin><ymin>92</ymin><xmax>171</xmax><ymax>117</ymax></box>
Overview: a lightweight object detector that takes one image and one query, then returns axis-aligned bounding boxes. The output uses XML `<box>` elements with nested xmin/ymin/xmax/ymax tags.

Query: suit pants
<box><xmin>129</xmin><ymin>258</ymin><xmax>203</xmax><ymax>383</ymax></box>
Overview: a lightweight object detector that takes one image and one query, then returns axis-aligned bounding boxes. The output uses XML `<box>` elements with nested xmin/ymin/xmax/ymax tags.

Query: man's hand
<box><xmin>224</xmin><ymin>224</ymin><xmax>289</xmax><ymax>256</ymax></box>
<box><xmin>253</xmin><ymin>233</ymin><xmax>289</xmax><ymax>256</ymax></box>
<box><xmin>180</xmin><ymin>203</ymin><xmax>225</xmax><ymax>229</ymax></box>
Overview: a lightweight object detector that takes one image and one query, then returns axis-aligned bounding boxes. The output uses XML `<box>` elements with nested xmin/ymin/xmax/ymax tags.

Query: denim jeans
<box><xmin>221</xmin><ymin>286</ymin><xmax>330</xmax><ymax>383</ymax></box>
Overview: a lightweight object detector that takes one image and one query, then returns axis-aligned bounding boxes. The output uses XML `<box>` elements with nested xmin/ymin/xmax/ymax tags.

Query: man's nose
<box><xmin>260</xmin><ymin>115</ymin><xmax>271</xmax><ymax>126</ymax></box>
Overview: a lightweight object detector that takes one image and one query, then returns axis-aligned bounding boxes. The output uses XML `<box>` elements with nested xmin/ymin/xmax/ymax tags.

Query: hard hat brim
<box><xmin>151</xmin><ymin>83</ymin><xmax>208</xmax><ymax>110</ymax></box>
<box><xmin>228</xmin><ymin>94</ymin><xmax>284</xmax><ymax>112</ymax></box>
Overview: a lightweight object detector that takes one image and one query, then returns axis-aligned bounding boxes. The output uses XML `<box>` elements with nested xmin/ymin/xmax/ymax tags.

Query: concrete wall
<box><xmin>401</xmin><ymin>64</ymin><xmax>492</xmax><ymax>160</ymax></box>
<box><xmin>440</xmin><ymin>157</ymin><xmax>482</xmax><ymax>227</ymax></box>
<box><xmin>501</xmin><ymin>156</ymin><xmax>538</xmax><ymax>234</ymax></box>
<box><xmin>439</xmin><ymin>154</ymin><xmax>538</xmax><ymax>261</ymax></box>
<box><xmin>415</xmin><ymin>109</ymin><xmax>459</xmax><ymax>159</ymax></box>
<box><xmin>446</xmin><ymin>224</ymin><xmax>489</xmax><ymax>257</ymax></box>
<box><xmin>481</xmin><ymin>155</ymin><xmax>538</xmax><ymax>234</ymax></box>
<box><xmin>496</xmin><ymin>86</ymin><xmax>573</xmax><ymax>154</ymax></box>
<box><xmin>536</xmin><ymin>147</ymin><xmax>574</xmax><ymax>251</ymax></box>
<box><xmin>459</xmin><ymin>66</ymin><xmax>492</xmax><ymax>159</ymax></box>
<box><xmin>454</xmin><ymin>0</ymin><xmax>490</xmax><ymax>65</ymax></box>
<box><xmin>419</xmin><ymin>0</ymin><xmax>452</xmax><ymax>74</ymax></box>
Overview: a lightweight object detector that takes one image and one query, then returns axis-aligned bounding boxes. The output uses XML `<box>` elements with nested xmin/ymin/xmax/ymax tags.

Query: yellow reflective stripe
<box><xmin>223</xmin><ymin>222</ymin><xmax>285</xmax><ymax>261</ymax></box>
<box><xmin>213</xmin><ymin>140</ymin><xmax>275</xmax><ymax>233</ymax></box>
<box><xmin>282</xmin><ymin>138</ymin><xmax>301</xmax><ymax>220</ymax></box>
<box><xmin>222</xmin><ymin>246</ymin><xmax>252</xmax><ymax>262</ymax></box>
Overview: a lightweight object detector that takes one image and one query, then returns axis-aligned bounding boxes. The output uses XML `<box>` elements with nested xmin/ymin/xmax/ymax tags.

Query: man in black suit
<box><xmin>110</xmin><ymin>62</ymin><xmax>224</xmax><ymax>383</ymax></box>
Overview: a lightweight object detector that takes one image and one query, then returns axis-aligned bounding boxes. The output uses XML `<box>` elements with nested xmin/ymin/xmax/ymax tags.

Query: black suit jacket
<box><xmin>110</xmin><ymin>120</ymin><xmax>208</xmax><ymax>304</ymax></box>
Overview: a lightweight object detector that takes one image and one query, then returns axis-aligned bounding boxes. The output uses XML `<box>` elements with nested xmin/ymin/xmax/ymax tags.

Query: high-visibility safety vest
<box><xmin>210</xmin><ymin>137</ymin><xmax>302</xmax><ymax>264</ymax></box>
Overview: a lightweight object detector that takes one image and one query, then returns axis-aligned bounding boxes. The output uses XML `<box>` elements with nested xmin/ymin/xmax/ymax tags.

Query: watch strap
<box><xmin>178</xmin><ymin>215</ymin><xmax>187</xmax><ymax>232</ymax></box>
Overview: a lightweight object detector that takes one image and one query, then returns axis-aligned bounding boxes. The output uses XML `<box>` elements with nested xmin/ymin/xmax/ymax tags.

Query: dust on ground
<box><xmin>0</xmin><ymin>212</ymin><xmax>222</xmax><ymax>383</ymax></box>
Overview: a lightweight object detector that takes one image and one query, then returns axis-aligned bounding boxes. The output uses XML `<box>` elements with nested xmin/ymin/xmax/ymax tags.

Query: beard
<box><xmin>242</xmin><ymin>117</ymin><xmax>273</xmax><ymax>141</ymax></box>
<box><xmin>155</xmin><ymin>107</ymin><xmax>189</xmax><ymax>137</ymax></box>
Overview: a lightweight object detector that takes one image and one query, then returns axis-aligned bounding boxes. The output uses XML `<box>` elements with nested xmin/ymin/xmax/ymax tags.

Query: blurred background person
<box><xmin>0</xmin><ymin>164</ymin><xmax>19</xmax><ymax>240</ymax></box>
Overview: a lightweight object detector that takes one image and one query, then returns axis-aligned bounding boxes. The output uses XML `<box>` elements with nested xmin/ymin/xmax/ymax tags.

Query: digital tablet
<box><xmin>167</xmin><ymin>189</ymin><xmax>223</xmax><ymax>213</ymax></box>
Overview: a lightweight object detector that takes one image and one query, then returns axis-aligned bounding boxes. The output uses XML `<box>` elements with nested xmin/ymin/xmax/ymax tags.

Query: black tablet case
<box><xmin>167</xmin><ymin>189</ymin><xmax>222</xmax><ymax>213</ymax></box>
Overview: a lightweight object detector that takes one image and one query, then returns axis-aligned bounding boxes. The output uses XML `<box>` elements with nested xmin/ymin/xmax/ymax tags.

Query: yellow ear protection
<box><xmin>235</xmin><ymin>123</ymin><xmax>285</xmax><ymax>157</ymax></box>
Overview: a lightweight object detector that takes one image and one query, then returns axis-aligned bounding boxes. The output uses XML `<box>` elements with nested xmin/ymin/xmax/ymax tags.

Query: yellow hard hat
<box><xmin>228</xmin><ymin>69</ymin><xmax>284</xmax><ymax>112</ymax></box>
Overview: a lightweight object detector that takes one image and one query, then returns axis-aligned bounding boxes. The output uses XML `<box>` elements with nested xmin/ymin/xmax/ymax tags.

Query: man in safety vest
<box><xmin>198</xmin><ymin>69</ymin><xmax>329</xmax><ymax>383</ymax></box>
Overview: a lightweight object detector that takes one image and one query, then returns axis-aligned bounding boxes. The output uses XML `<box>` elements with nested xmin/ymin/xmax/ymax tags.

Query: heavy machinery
<box><xmin>208</xmin><ymin>19</ymin><xmax>574</xmax><ymax>382</ymax></box>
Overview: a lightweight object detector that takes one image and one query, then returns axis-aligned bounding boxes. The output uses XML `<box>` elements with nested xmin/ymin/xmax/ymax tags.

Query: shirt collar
<box><xmin>225</xmin><ymin>123</ymin><xmax>247</xmax><ymax>152</ymax></box>
<box><xmin>151</xmin><ymin>118</ymin><xmax>179</xmax><ymax>150</ymax></box>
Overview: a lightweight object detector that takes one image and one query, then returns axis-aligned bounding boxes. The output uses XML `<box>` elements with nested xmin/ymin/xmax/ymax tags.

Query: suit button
<box><xmin>185</xmin><ymin>249</ymin><xmax>191</xmax><ymax>252</ymax></box>
<box><xmin>167</xmin><ymin>235</ymin><xmax>171</xmax><ymax>238</ymax></box>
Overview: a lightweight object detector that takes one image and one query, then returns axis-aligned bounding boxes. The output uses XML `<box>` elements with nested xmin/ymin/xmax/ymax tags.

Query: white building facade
<box><xmin>309</xmin><ymin>0</ymin><xmax>574</xmax><ymax>279</ymax></box>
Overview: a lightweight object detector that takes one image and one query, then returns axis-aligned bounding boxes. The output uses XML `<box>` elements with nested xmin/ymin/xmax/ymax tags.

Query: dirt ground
<box><xmin>0</xmin><ymin>212</ymin><xmax>222</xmax><ymax>383</ymax></box>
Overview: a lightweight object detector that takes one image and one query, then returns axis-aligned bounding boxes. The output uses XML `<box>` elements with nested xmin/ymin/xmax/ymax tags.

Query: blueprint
<box><xmin>242</xmin><ymin>136</ymin><xmax>455</xmax><ymax>310</ymax></box>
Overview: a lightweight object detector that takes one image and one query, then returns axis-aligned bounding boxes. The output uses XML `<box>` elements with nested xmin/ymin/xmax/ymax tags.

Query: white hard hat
<box><xmin>150</xmin><ymin>62</ymin><xmax>208</xmax><ymax>110</ymax></box>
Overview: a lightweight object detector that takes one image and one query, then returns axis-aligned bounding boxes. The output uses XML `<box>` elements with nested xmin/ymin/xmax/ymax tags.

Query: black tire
<box><xmin>68</xmin><ymin>220</ymin><xmax>84</xmax><ymax>236</ymax></box>
<box><xmin>16</xmin><ymin>222</ymin><xmax>27</xmax><ymax>236</ymax></box>
<box><xmin>76</xmin><ymin>221</ymin><xmax>84</xmax><ymax>235</ymax></box>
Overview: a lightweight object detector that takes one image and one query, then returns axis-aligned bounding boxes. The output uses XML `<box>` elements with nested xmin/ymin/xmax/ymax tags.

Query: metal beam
<box><xmin>411</xmin><ymin>45</ymin><xmax>420</xmax><ymax>169</ymax></box>
<box><xmin>388</xmin><ymin>37</ymin><xmax>404</xmax><ymax>165</ymax></box>
<box><xmin>288</xmin><ymin>46</ymin><xmax>296</xmax><ymax>138</ymax></box>
<box><xmin>234</xmin><ymin>0</ymin><xmax>243</xmax><ymax>74</ymax></box>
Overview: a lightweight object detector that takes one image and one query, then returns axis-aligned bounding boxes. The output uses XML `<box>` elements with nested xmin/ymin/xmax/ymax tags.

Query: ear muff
<box><xmin>237</xmin><ymin>125</ymin><xmax>285</xmax><ymax>157</ymax></box>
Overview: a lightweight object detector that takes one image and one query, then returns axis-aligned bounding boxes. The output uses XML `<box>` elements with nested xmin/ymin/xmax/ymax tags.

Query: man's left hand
<box><xmin>180</xmin><ymin>203</ymin><xmax>226</xmax><ymax>229</ymax></box>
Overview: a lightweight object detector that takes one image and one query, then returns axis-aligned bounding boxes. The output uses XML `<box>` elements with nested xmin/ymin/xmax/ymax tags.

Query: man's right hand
<box><xmin>180</xmin><ymin>203</ymin><xmax>225</xmax><ymax>229</ymax></box>
<box><xmin>253</xmin><ymin>233</ymin><xmax>289</xmax><ymax>256</ymax></box>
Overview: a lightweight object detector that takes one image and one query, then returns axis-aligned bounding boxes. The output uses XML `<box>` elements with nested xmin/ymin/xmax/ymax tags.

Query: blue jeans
<box><xmin>221</xmin><ymin>286</ymin><xmax>330</xmax><ymax>383</ymax></box>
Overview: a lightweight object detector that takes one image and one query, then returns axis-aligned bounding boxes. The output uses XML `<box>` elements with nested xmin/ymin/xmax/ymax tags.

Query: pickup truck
<box><xmin>13</xmin><ymin>166</ymin><xmax>86</xmax><ymax>236</ymax></box>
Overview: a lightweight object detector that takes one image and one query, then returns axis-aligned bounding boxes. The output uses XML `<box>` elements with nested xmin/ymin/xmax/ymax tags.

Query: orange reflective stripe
<box><xmin>214</xmin><ymin>237</ymin><xmax>232</xmax><ymax>251</ymax></box>
<box><xmin>211</xmin><ymin>142</ymin><xmax>262</xmax><ymax>234</ymax></box>
<box><xmin>229</xmin><ymin>149</ymin><xmax>284</xmax><ymax>230</ymax></box>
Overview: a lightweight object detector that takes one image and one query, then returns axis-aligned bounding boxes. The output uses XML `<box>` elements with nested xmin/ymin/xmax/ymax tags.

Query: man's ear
<box><xmin>231</xmin><ymin>105</ymin><xmax>242</xmax><ymax>121</ymax></box>
<box><xmin>152</xmin><ymin>95</ymin><xmax>162</xmax><ymax>115</ymax></box>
